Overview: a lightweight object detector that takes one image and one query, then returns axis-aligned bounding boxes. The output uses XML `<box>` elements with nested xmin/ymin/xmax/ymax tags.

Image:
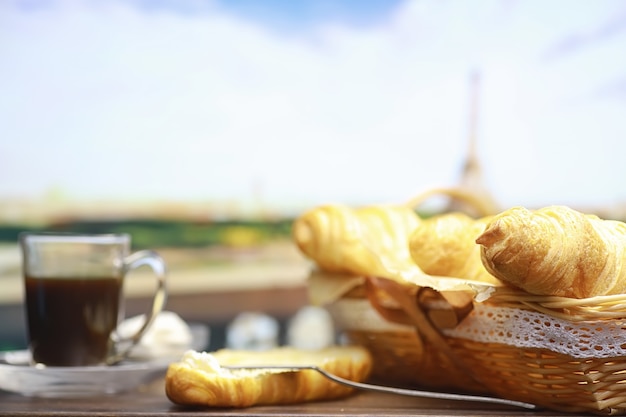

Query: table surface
<box><xmin>0</xmin><ymin>377</ymin><xmax>576</xmax><ymax>417</ymax></box>
<box><xmin>0</xmin><ymin>251</ymin><xmax>589</xmax><ymax>417</ymax></box>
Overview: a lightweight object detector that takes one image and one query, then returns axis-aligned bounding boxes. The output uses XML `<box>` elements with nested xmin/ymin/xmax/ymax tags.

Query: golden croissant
<box><xmin>408</xmin><ymin>212</ymin><xmax>501</xmax><ymax>285</ymax></box>
<box><xmin>165</xmin><ymin>346</ymin><xmax>372</xmax><ymax>407</ymax></box>
<box><xmin>476</xmin><ymin>205</ymin><xmax>626</xmax><ymax>298</ymax></box>
<box><xmin>292</xmin><ymin>204</ymin><xmax>421</xmax><ymax>279</ymax></box>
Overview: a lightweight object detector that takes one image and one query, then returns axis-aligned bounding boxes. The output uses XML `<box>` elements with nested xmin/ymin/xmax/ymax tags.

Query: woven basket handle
<box><xmin>403</xmin><ymin>186</ymin><xmax>499</xmax><ymax>217</ymax></box>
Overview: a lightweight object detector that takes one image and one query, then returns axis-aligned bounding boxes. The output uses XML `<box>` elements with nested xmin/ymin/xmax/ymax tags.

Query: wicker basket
<box><xmin>326</xmin><ymin>278</ymin><xmax>488</xmax><ymax>394</ymax></box>
<box><xmin>327</xmin><ymin>276</ymin><xmax>626</xmax><ymax>415</ymax></box>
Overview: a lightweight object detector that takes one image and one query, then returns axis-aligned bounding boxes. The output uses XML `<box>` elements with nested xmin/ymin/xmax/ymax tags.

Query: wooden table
<box><xmin>0</xmin><ymin>377</ymin><xmax>570</xmax><ymax>417</ymax></box>
<box><xmin>0</xmin><ymin>257</ymin><xmax>587</xmax><ymax>416</ymax></box>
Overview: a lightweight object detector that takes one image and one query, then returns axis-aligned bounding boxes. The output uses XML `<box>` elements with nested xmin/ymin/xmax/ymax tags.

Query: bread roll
<box><xmin>409</xmin><ymin>212</ymin><xmax>501</xmax><ymax>285</ymax></box>
<box><xmin>165</xmin><ymin>346</ymin><xmax>372</xmax><ymax>408</ymax></box>
<box><xmin>476</xmin><ymin>205</ymin><xmax>626</xmax><ymax>298</ymax></box>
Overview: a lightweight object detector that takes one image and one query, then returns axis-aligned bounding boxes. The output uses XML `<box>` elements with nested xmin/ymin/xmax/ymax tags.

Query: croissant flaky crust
<box><xmin>292</xmin><ymin>204</ymin><xmax>421</xmax><ymax>279</ymax></box>
<box><xmin>476</xmin><ymin>205</ymin><xmax>626</xmax><ymax>298</ymax></box>
<box><xmin>165</xmin><ymin>346</ymin><xmax>372</xmax><ymax>408</ymax></box>
<box><xmin>408</xmin><ymin>212</ymin><xmax>501</xmax><ymax>285</ymax></box>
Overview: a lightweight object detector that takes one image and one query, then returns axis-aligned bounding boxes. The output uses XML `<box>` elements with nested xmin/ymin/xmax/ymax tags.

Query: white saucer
<box><xmin>0</xmin><ymin>324</ymin><xmax>209</xmax><ymax>397</ymax></box>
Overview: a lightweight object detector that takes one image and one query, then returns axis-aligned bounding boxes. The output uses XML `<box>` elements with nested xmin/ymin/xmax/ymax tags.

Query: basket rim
<box><xmin>487</xmin><ymin>285</ymin><xmax>626</xmax><ymax>321</ymax></box>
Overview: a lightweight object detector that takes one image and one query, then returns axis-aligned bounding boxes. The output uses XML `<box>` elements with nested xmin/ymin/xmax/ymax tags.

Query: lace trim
<box><xmin>446</xmin><ymin>303</ymin><xmax>626</xmax><ymax>359</ymax></box>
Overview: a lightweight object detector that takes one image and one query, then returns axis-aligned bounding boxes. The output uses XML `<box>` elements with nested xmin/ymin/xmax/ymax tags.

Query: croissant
<box><xmin>292</xmin><ymin>204</ymin><xmax>421</xmax><ymax>279</ymax></box>
<box><xmin>165</xmin><ymin>346</ymin><xmax>372</xmax><ymax>407</ymax></box>
<box><xmin>476</xmin><ymin>205</ymin><xmax>626</xmax><ymax>298</ymax></box>
<box><xmin>409</xmin><ymin>212</ymin><xmax>501</xmax><ymax>285</ymax></box>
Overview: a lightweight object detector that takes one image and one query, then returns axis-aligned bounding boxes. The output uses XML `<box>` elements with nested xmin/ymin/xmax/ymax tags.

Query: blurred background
<box><xmin>1</xmin><ymin>0</ymin><xmax>626</xmax><ymax>351</ymax></box>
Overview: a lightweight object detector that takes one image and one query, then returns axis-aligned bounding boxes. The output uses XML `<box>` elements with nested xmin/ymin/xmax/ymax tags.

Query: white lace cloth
<box><xmin>329</xmin><ymin>298</ymin><xmax>626</xmax><ymax>359</ymax></box>
<box><xmin>444</xmin><ymin>303</ymin><xmax>626</xmax><ymax>359</ymax></box>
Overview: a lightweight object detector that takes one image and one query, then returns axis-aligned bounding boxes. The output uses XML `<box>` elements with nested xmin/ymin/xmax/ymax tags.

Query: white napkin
<box><xmin>117</xmin><ymin>311</ymin><xmax>194</xmax><ymax>360</ymax></box>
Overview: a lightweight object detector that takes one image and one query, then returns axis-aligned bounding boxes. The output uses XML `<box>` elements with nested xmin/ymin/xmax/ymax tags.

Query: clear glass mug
<box><xmin>19</xmin><ymin>233</ymin><xmax>167</xmax><ymax>367</ymax></box>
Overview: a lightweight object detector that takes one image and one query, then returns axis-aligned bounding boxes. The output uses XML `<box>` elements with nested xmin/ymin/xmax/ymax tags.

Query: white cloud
<box><xmin>1</xmin><ymin>0</ymin><xmax>626</xmax><ymax>213</ymax></box>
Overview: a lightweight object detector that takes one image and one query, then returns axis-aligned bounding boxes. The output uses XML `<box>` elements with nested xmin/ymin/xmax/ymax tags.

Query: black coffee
<box><xmin>25</xmin><ymin>276</ymin><xmax>122</xmax><ymax>366</ymax></box>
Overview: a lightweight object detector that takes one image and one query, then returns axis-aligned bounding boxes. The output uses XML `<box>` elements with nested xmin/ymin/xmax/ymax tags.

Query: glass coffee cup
<box><xmin>20</xmin><ymin>233</ymin><xmax>167</xmax><ymax>367</ymax></box>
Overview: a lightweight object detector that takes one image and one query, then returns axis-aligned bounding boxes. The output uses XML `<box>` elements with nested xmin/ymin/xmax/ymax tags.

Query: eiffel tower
<box><xmin>405</xmin><ymin>71</ymin><xmax>500</xmax><ymax>216</ymax></box>
<box><xmin>445</xmin><ymin>70</ymin><xmax>499</xmax><ymax>217</ymax></box>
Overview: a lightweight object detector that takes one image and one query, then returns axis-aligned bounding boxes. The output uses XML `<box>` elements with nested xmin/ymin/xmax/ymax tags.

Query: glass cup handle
<box><xmin>107</xmin><ymin>250</ymin><xmax>168</xmax><ymax>365</ymax></box>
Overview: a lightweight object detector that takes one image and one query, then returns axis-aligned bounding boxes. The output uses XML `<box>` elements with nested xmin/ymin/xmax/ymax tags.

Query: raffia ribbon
<box><xmin>365</xmin><ymin>276</ymin><xmax>477</xmax><ymax>382</ymax></box>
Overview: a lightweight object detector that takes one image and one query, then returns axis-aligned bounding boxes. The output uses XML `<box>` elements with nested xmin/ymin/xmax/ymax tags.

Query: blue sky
<box><xmin>1</xmin><ymin>0</ymin><xmax>626</xmax><ymax>216</ymax></box>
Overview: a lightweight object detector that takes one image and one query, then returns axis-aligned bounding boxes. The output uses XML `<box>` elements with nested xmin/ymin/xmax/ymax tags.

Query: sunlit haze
<box><xmin>1</xmin><ymin>0</ymin><xmax>626</xmax><ymax>216</ymax></box>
